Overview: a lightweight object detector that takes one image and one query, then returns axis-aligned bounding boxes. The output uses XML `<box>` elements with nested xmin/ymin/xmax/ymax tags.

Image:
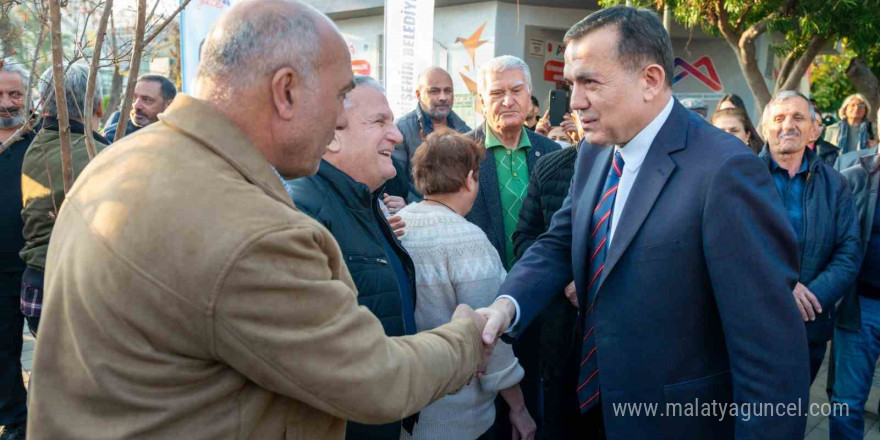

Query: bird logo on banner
<box><xmin>455</xmin><ymin>22</ymin><xmax>490</xmax><ymax>68</ymax></box>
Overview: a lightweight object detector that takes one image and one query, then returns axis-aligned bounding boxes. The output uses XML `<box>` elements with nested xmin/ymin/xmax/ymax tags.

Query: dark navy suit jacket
<box><xmin>499</xmin><ymin>100</ymin><xmax>810</xmax><ymax>439</ymax></box>
<box><xmin>464</xmin><ymin>125</ymin><xmax>560</xmax><ymax>262</ymax></box>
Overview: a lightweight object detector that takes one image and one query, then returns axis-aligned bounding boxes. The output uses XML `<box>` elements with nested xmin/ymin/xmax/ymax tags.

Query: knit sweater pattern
<box><xmin>397</xmin><ymin>202</ymin><xmax>524</xmax><ymax>440</ymax></box>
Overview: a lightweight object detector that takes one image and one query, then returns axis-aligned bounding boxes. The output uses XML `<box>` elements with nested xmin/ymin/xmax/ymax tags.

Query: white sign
<box><xmin>179</xmin><ymin>0</ymin><xmax>234</xmax><ymax>93</ymax></box>
<box><xmin>528</xmin><ymin>38</ymin><xmax>544</xmax><ymax>58</ymax></box>
<box><xmin>384</xmin><ymin>0</ymin><xmax>435</xmax><ymax>119</ymax></box>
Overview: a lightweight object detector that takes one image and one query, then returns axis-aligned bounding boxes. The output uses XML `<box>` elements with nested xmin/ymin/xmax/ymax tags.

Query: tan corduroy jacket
<box><xmin>27</xmin><ymin>94</ymin><xmax>483</xmax><ymax>440</ymax></box>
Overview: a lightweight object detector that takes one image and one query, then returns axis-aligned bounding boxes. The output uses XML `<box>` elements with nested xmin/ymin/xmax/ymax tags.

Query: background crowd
<box><xmin>1</xmin><ymin>1</ymin><xmax>880</xmax><ymax>440</ymax></box>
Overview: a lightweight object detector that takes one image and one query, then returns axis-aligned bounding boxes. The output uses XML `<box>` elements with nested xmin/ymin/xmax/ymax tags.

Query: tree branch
<box><xmin>778</xmin><ymin>34</ymin><xmax>828</xmax><ymax>92</ymax></box>
<box><xmin>49</xmin><ymin>0</ymin><xmax>74</xmax><ymax>192</ymax></box>
<box><xmin>113</xmin><ymin>0</ymin><xmax>146</xmax><ymax>143</ymax></box>
<box><xmin>84</xmin><ymin>0</ymin><xmax>113</xmax><ymax>159</ymax></box>
<box><xmin>0</xmin><ymin>25</ymin><xmax>44</xmax><ymax>154</ymax></box>
<box><xmin>142</xmin><ymin>0</ymin><xmax>192</xmax><ymax>47</ymax></box>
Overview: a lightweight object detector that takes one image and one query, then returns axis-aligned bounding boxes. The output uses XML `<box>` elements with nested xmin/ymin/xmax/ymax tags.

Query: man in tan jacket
<box><xmin>26</xmin><ymin>1</ymin><xmax>487</xmax><ymax>439</ymax></box>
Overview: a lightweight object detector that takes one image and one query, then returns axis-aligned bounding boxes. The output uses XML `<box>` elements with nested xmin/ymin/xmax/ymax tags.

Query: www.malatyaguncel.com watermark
<box><xmin>611</xmin><ymin>399</ymin><xmax>848</xmax><ymax>421</ymax></box>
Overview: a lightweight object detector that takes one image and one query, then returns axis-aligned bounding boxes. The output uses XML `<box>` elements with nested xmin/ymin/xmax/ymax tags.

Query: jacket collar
<box><xmin>759</xmin><ymin>144</ymin><xmax>819</xmax><ymax>174</ymax></box>
<box><xmin>41</xmin><ymin>116</ymin><xmax>109</xmax><ymax>144</ymax></box>
<box><xmin>157</xmin><ymin>94</ymin><xmax>294</xmax><ymax>209</ymax></box>
<box><xmin>316</xmin><ymin>159</ymin><xmax>376</xmax><ymax>209</ymax></box>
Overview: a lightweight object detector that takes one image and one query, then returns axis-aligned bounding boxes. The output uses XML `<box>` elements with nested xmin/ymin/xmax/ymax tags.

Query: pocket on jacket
<box><xmin>661</xmin><ymin>370</ymin><xmax>734</xmax><ymax>440</ymax></box>
<box><xmin>627</xmin><ymin>239</ymin><xmax>682</xmax><ymax>263</ymax></box>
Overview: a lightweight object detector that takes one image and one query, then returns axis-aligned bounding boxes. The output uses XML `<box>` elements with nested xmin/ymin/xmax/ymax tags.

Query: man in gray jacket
<box><xmin>394</xmin><ymin>67</ymin><xmax>470</xmax><ymax>201</ymax></box>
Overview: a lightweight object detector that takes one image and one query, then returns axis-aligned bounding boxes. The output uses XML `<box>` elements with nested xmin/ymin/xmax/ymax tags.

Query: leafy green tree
<box><xmin>601</xmin><ymin>0</ymin><xmax>876</xmax><ymax>113</ymax></box>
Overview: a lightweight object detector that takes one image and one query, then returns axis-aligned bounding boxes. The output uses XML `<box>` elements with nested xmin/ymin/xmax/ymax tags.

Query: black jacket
<box><xmin>286</xmin><ymin>160</ymin><xmax>416</xmax><ymax>337</ymax></box>
<box><xmin>102</xmin><ymin>119</ymin><xmax>140</xmax><ymax>143</ymax></box>
<box><xmin>511</xmin><ymin>145</ymin><xmax>579</xmax><ymax>439</ymax></box>
<box><xmin>838</xmin><ymin>153</ymin><xmax>880</xmax><ymax>332</ymax></box>
<box><xmin>286</xmin><ymin>160</ymin><xmax>418</xmax><ymax>440</ymax></box>
<box><xmin>464</xmin><ymin>125</ymin><xmax>561</xmax><ymax>264</ymax></box>
<box><xmin>759</xmin><ymin>146</ymin><xmax>862</xmax><ymax>342</ymax></box>
<box><xmin>513</xmin><ymin>147</ymin><xmax>578</xmax><ymax>258</ymax></box>
<box><xmin>0</xmin><ymin>129</ymin><xmax>35</xmax><ymax>274</ymax></box>
<box><xmin>815</xmin><ymin>138</ymin><xmax>841</xmax><ymax>167</ymax></box>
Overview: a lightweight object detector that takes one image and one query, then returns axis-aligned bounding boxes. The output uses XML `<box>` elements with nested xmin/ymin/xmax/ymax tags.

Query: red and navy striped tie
<box><xmin>577</xmin><ymin>150</ymin><xmax>624</xmax><ymax>413</ymax></box>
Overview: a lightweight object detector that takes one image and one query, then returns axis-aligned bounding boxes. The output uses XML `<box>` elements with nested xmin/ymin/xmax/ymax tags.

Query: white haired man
<box><xmin>19</xmin><ymin>63</ymin><xmax>108</xmax><ymax>339</ymax></box>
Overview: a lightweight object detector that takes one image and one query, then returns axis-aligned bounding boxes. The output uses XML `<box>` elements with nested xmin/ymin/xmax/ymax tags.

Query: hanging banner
<box><xmin>179</xmin><ymin>0</ymin><xmax>234</xmax><ymax>93</ymax></box>
<box><xmin>384</xmin><ymin>0</ymin><xmax>435</xmax><ymax>119</ymax></box>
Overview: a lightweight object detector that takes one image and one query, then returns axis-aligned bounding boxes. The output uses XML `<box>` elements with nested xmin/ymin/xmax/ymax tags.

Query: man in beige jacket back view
<box><xmin>25</xmin><ymin>1</ymin><xmax>487</xmax><ymax>439</ymax></box>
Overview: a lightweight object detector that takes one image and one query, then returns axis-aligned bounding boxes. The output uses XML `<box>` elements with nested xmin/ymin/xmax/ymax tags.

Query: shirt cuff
<box><xmin>496</xmin><ymin>295</ymin><xmax>521</xmax><ymax>335</ymax></box>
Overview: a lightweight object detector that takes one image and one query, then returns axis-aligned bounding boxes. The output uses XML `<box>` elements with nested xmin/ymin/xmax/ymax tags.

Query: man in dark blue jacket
<box><xmin>286</xmin><ymin>75</ymin><xmax>417</xmax><ymax>440</ymax></box>
<box><xmin>393</xmin><ymin>67</ymin><xmax>470</xmax><ymax>202</ymax></box>
<box><xmin>758</xmin><ymin>91</ymin><xmax>861</xmax><ymax>383</ymax></box>
<box><xmin>477</xmin><ymin>8</ymin><xmax>809</xmax><ymax>439</ymax></box>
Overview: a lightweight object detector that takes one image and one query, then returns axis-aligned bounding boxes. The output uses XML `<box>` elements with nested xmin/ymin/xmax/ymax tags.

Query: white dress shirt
<box><xmin>608</xmin><ymin>97</ymin><xmax>674</xmax><ymax>247</ymax></box>
<box><xmin>500</xmin><ymin>97</ymin><xmax>675</xmax><ymax>333</ymax></box>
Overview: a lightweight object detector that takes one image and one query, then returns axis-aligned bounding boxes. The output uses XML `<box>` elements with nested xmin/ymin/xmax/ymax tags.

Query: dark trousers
<box><xmin>0</xmin><ymin>272</ymin><xmax>26</xmax><ymax>426</ymax></box>
<box><xmin>809</xmin><ymin>339</ymin><xmax>829</xmax><ymax>384</ymax></box>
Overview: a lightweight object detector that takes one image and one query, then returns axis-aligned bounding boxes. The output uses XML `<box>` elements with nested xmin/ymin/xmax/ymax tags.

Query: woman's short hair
<box><xmin>711</xmin><ymin>107</ymin><xmax>763</xmax><ymax>154</ymax></box>
<box><xmin>838</xmin><ymin>93</ymin><xmax>872</xmax><ymax>121</ymax></box>
<box><xmin>412</xmin><ymin>128</ymin><xmax>485</xmax><ymax>196</ymax></box>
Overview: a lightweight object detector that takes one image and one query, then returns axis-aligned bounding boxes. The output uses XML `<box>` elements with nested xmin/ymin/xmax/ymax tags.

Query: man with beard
<box><xmin>757</xmin><ymin>91</ymin><xmax>861</xmax><ymax>384</ymax></box>
<box><xmin>0</xmin><ymin>63</ymin><xmax>31</xmax><ymax>440</ymax></box>
<box><xmin>103</xmin><ymin>74</ymin><xmax>176</xmax><ymax>141</ymax></box>
<box><xmin>394</xmin><ymin>67</ymin><xmax>470</xmax><ymax>201</ymax></box>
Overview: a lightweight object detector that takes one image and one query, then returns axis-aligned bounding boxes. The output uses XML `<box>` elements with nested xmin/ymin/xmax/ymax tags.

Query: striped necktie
<box><xmin>577</xmin><ymin>150</ymin><xmax>624</xmax><ymax>413</ymax></box>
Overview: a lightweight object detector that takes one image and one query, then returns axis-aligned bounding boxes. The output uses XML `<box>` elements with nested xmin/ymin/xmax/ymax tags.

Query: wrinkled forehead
<box><xmin>0</xmin><ymin>71</ymin><xmax>26</xmax><ymax>91</ymax></box>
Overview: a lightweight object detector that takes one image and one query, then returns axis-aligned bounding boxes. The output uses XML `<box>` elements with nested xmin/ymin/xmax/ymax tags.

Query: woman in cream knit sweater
<box><xmin>397</xmin><ymin>129</ymin><xmax>535</xmax><ymax>440</ymax></box>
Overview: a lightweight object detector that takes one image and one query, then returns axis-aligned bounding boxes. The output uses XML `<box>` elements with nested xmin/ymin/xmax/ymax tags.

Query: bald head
<box><xmin>196</xmin><ymin>0</ymin><xmax>340</xmax><ymax>92</ymax></box>
<box><xmin>416</xmin><ymin>67</ymin><xmax>455</xmax><ymax>121</ymax></box>
<box><xmin>193</xmin><ymin>0</ymin><xmax>355</xmax><ymax>180</ymax></box>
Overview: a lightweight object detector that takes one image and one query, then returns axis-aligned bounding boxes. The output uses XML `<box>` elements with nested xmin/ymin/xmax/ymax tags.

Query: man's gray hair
<box><xmin>837</xmin><ymin>93</ymin><xmax>872</xmax><ymax>121</ymax></box>
<box><xmin>38</xmin><ymin>63</ymin><xmax>102</xmax><ymax>121</ymax></box>
<box><xmin>197</xmin><ymin>0</ymin><xmax>322</xmax><ymax>88</ymax></box>
<box><xmin>1</xmin><ymin>62</ymin><xmax>30</xmax><ymax>90</ymax></box>
<box><xmin>477</xmin><ymin>55</ymin><xmax>532</xmax><ymax>95</ymax></box>
<box><xmin>760</xmin><ymin>90</ymin><xmax>816</xmax><ymax>130</ymax></box>
<box><xmin>344</xmin><ymin>75</ymin><xmax>385</xmax><ymax>109</ymax></box>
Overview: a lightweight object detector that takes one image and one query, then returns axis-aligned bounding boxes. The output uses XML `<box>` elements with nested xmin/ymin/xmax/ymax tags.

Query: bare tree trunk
<box><xmin>84</xmin><ymin>0</ymin><xmax>113</xmax><ymax>159</ymax></box>
<box><xmin>49</xmin><ymin>0</ymin><xmax>74</xmax><ymax>193</ymax></box>
<box><xmin>848</xmin><ymin>57</ymin><xmax>880</xmax><ymax>120</ymax></box>
<box><xmin>113</xmin><ymin>0</ymin><xmax>146</xmax><ymax>143</ymax></box>
<box><xmin>736</xmin><ymin>28</ymin><xmax>772</xmax><ymax>111</ymax></box>
<box><xmin>102</xmin><ymin>13</ymin><xmax>123</xmax><ymax>125</ymax></box>
<box><xmin>775</xmin><ymin>35</ymin><xmax>828</xmax><ymax>93</ymax></box>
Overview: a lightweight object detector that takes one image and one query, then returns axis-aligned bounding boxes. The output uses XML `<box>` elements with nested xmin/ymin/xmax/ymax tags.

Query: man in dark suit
<box><xmin>464</xmin><ymin>55</ymin><xmax>560</xmax><ymax>270</ymax></box>
<box><xmin>477</xmin><ymin>6</ymin><xmax>809</xmax><ymax>439</ymax></box>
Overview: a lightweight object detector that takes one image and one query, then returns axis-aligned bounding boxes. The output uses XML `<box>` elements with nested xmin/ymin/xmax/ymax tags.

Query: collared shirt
<box><xmin>608</xmin><ymin>97</ymin><xmax>675</xmax><ymax>247</ymax></box>
<box><xmin>500</xmin><ymin>96</ymin><xmax>674</xmax><ymax>333</ymax></box>
<box><xmin>485</xmin><ymin>124</ymin><xmax>532</xmax><ymax>269</ymax></box>
<box><xmin>769</xmin><ymin>153</ymin><xmax>809</xmax><ymax>245</ymax></box>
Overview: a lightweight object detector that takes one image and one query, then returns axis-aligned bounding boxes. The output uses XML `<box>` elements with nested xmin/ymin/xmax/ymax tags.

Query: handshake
<box><xmin>450</xmin><ymin>298</ymin><xmax>518</xmax><ymax>368</ymax></box>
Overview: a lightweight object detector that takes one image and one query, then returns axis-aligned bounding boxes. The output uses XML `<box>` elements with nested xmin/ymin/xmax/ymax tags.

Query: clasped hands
<box><xmin>450</xmin><ymin>298</ymin><xmax>518</xmax><ymax>371</ymax></box>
